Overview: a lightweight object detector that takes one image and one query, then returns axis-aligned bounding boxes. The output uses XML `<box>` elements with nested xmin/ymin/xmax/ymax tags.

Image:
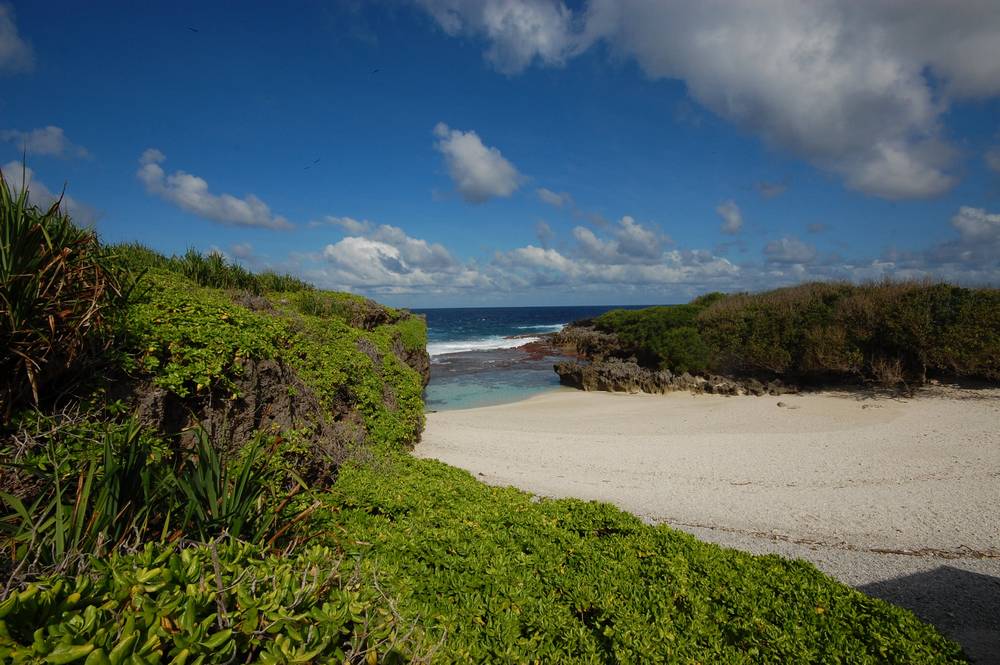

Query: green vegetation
<box><xmin>122</xmin><ymin>269</ymin><xmax>425</xmax><ymax>446</ymax></box>
<box><xmin>1</xmin><ymin>542</ymin><xmax>416</xmax><ymax>663</ymax></box>
<box><xmin>596</xmin><ymin>304</ymin><xmax>712</xmax><ymax>374</ymax></box>
<box><xmin>319</xmin><ymin>454</ymin><xmax>965</xmax><ymax>663</ymax></box>
<box><xmin>0</xmin><ymin>172</ymin><xmax>130</xmax><ymax>419</ymax></box>
<box><xmin>0</xmin><ymin>186</ymin><xmax>969</xmax><ymax>662</ymax></box>
<box><xmin>113</xmin><ymin>243</ymin><xmax>313</xmax><ymax>294</ymax></box>
<box><xmin>125</xmin><ymin>272</ymin><xmax>290</xmax><ymax>398</ymax></box>
<box><xmin>2</xmin><ymin>449</ymin><xmax>967</xmax><ymax>663</ymax></box>
<box><xmin>595</xmin><ymin>281</ymin><xmax>1000</xmax><ymax>386</ymax></box>
<box><xmin>0</xmin><ymin>413</ymin><xmax>306</xmax><ymax>570</ymax></box>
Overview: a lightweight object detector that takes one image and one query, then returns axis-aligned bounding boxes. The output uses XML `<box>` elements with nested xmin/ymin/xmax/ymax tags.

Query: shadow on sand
<box><xmin>859</xmin><ymin>565</ymin><xmax>1000</xmax><ymax>664</ymax></box>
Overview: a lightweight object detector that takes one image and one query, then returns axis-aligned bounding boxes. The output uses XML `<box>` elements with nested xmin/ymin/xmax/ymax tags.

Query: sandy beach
<box><xmin>417</xmin><ymin>386</ymin><xmax>1000</xmax><ymax>661</ymax></box>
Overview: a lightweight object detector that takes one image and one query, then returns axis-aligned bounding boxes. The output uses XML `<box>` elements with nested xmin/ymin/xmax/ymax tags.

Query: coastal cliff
<box><xmin>114</xmin><ymin>276</ymin><xmax>432</xmax><ymax>482</ymax></box>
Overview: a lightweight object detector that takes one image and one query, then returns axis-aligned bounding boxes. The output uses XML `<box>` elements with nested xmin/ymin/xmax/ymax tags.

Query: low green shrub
<box><xmin>0</xmin><ymin>542</ymin><xmax>421</xmax><ymax>663</ymax></box>
<box><xmin>124</xmin><ymin>273</ymin><xmax>290</xmax><ymax>398</ymax></box>
<box><xmin>321</xmin><ymin>454</ymin><xmax>965</xmax><ymax>663</ymax></box>
<box><xmin>595</xmin><ymin>281</ymin><xmax>1000</xmax><ymax>385</ymax></box>
<box><xmin>123</xmin><ymin>270</ymin><xmax>425</xmax><ymax>446</ymax></box>
<box><xmin>394</xmin><ymin>315</ymin><xmax>427</xmax><ymax>355</ymax></box>
<box><xmin>281</xmin><ymin>314</ymin><xmax>424</xmax><ymax>449</ymax></box>
<box><xmin>595</xmin><ymin>304</ymin><xmax>712</xmax><ymax>373</ymax></box>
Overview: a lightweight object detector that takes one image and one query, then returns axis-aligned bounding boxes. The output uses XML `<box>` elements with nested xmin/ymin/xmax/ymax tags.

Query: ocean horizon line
<box><xmin>412</xmin><ymin>303</ymin><xmax>666</xmax><ymax>311</ymax></box>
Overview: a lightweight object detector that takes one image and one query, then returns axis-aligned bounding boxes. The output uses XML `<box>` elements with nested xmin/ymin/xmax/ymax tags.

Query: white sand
<box><xmin>416</xmin><ymin>386</ymin><xmax>1000</xmax><ymax>661</ymax></box>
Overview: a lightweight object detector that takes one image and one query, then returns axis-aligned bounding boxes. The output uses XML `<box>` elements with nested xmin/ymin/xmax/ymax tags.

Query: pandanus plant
<box><xmin>0</xmin><ymin>167</ymin><xmax>127</xmax><ymax>419</ymax></box>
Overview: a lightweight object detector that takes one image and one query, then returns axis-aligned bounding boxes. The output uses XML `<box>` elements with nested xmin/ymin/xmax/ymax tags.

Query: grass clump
<box><xmin>0</xmin><ymin>171</ymin><xmax>130</xmax><ymax>418</ymax></box>
<box><xmin>0</xmin><ymin>413</ymin><xmax>307</xmax><ymax>573</ymax></box>
<box><xmin>112</xmin><ymin>243</ymin><xmax>313</xmax><ymax>295</ymax></box>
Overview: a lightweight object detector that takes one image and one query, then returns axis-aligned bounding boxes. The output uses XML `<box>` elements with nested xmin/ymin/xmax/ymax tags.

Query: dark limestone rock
<box><xmin>555</xmin><ymin>360</ymin><xmax>794</xmax><ymax>397</ymax></box>
<box><xmin>123</xmin><ymin>358</ymin><xmax>366</xmax><ymax>487</ymax></box>
<box><xmin>551</xmin><ymin>325</ymin><xmax>624</xmax><ymax>361</ymax></box>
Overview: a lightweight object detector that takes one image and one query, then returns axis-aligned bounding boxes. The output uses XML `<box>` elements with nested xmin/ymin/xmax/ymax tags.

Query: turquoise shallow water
<box><xmin>423</xmin><ymin>348</ymin><xmax>570</xmax><ymax>411</ymax></box>
<box><xmin>414</xmin><ymin>305</ymin><xmax>649</xmax><ymax>411</ymax></box>
<box><xmin>424</xmin><ymin>367</ymin><xmax>568</xmax><ymax>411</ymax></box>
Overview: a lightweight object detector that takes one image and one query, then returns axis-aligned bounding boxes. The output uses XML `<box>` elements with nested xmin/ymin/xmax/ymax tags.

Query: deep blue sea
<box><xmin>412</xmin><ymin>306</ymin><xmax>648</xmax><ymax>410</ymax></box>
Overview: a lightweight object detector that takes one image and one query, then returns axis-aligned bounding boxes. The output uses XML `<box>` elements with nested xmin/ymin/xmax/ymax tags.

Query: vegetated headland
<box><xmin>551</xmin><ymin>283</ymin><xmax>999</xmax><ymax>397</ymax></box>
<box><xmin>0</xmin><ymin>171</ymin><xmax>987</xmax><ymax>662</ymax></box>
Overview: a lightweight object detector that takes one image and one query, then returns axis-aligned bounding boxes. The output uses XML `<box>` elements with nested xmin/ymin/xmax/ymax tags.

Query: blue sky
<box><xmin>2</xmin><ymin>1</ymin><xmax>1000</xmax><ymax>307</ymax></box>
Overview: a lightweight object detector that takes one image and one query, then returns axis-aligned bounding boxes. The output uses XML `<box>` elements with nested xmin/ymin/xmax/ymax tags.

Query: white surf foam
<box><xmin>513</xmin><ymin>323</ymin><xmax>566</xmax><ymax>333</ymax></box>
<box><xmin>428</xmin><ymin>335</ymin><xmax>542</xmax><ymax>358</ymax></box>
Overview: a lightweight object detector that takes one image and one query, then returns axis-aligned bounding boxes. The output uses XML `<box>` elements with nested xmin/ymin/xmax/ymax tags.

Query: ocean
<box><xmin>412</xmin><ymin>305</ymin><xmax>647</xmax><ymax>410</ymax></box>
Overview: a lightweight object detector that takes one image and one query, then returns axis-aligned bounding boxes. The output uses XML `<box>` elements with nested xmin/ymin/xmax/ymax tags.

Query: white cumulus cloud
<box><xmin>418</xmin><ymin>0</ymin><xmax>1000</xmax><ymax>199</ymax></box>
<box><xmin>301</xmin><ymin>204</ymin><xmax>1000</xmax><ymax>299</ymax></box>
<box><xmin>763</xmin><ymin>237</ymin><xmax>818</xmax><ymax>264</ymax></box>
<box><xmin>1</xmin><ymin>126</ymin><xmax>89</xmax><ymax>158</ymax></box>
<box><xmin>311</xmin><ymin>215</ymin><xmax>373</xmax><ymax>234</ymax></box>
<box><xmin>137</xmin><ymin>149</ymin><xmax>292</xmax><ymax>230</ymax></box>
<box><xmin>0</xmin><ymin>3</ymin><xmax>33</xmax><ymax>74</ymax></box>
<box><xmin>417</xmin><ymin>0</ymin><xmax>578</xmax><ymax>74</ymax></box>
<box><xmin>535</xmin><ymin>219</ymin><xmax>554</xmax><ymax>247</ymax></box>
<box><xmin>716</xmin><ymin>201</ymin><xmax>743</xmax><ymax>235</ymax></box>
<box><xmin>433</xmin><ymin>122</ymin><xmax>523</xmax><ymax>203</ymax></box>
<box><xmin>573</xmin><ymin>216</ymin><xmax>665</xmax><ymax>264</ymax></box>
<box><xmin>536</xmin><ymin>187</ymin><xmax>570</xmax><ymax>207</ymax></box>
<box><xmin>950</xmin><ymin>206</ymin><xmax>1000</xmax><ymax>242</ymax></box>
<box><xmin>495</xmin><ymin>242</ymin><xmax>739</xmax><ymax>291</ymax></box>
<box><xmin>312</xmin><ymin>218</ymin><xmax>489</xmax><ymax>294</ymax></box>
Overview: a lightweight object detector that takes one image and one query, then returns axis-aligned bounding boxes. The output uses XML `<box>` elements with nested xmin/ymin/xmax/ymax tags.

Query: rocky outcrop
<box><xmin>554</xmin><ymin>360</ymin><xmax>796</xmax><ymax>397</ymax></box>
<box><xmin>550</xmin><ymin>324</ymin><xmax>625</xmax><ymax>361</ymax></box>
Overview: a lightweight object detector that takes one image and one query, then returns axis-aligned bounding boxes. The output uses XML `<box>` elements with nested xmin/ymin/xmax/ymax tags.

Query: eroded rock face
<box><xmin>392</xmin><ymin>334</ymin><xmax>430</xmax><ymax>388</ymax></box>
<box><xmin>554</xmin><ymin>360</ymin><xmax>796</xmax><ymax>397</ymax></box>
<box><xmin>127</xmin><ymin>358</ymin><xmax>365</xmax><ymax>486</ymax></box>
